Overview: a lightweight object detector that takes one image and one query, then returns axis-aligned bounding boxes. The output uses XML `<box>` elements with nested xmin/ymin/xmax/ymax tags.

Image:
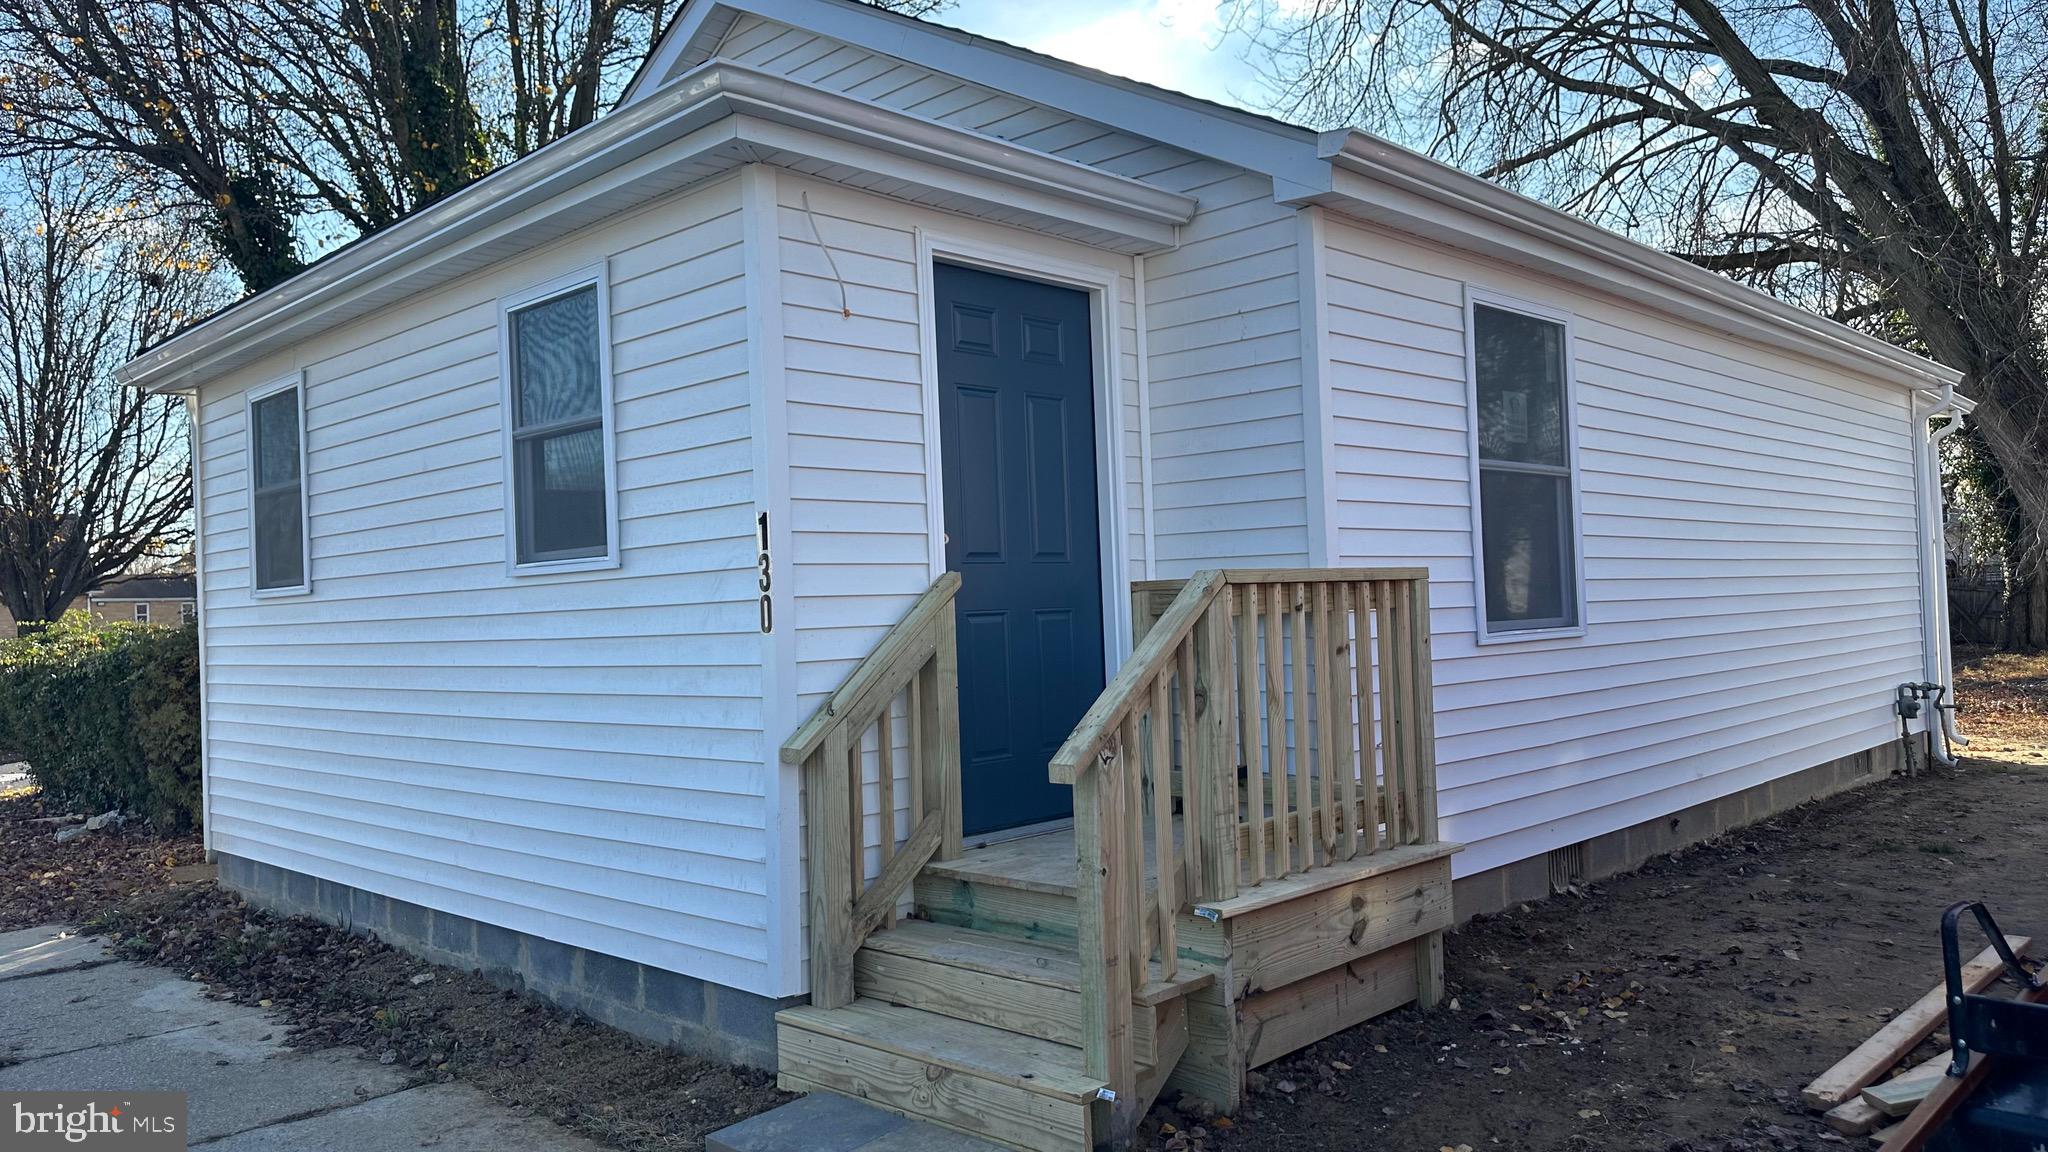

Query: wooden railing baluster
<box><xmin>1238</xmin><ymin>592</ymin><xmax>1265</xmax><ymax>885</ymax></box>
<box><xmin>1149</xmin><ymin>672</ymin><xmax>1176</xmax><ymax>982</ymax></box>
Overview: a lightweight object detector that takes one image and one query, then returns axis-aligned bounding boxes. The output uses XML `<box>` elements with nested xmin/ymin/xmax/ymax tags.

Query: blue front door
<box><xmin>935</xmin><ymin>262</ymin><xmax>1105</xmax><ymax>835</ymax></box>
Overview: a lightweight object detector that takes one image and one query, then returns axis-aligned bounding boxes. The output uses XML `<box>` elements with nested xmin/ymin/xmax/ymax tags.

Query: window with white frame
<box><xmin>133</xmin><ymin>603</ymin><xmax>149</xmax><ymax>623</ymax></box>
<box><xmin>248</xmin><ymin>379</ymin><xmax>308</xmax><ymax>593</ymax></box>
<box><xmin>180</xmin><ymin>602</ymin><xmax>196</xmax><ymax>625</ymax></box>
<box><xmin>1468</xmin><ymin>298</ymin><xmax>1581</xmax><ymax>637</ymax></box>
<box><xmin>503</xmin><ymin>274</ymin><xmax>614</xmax><ymax>568</ymax></box>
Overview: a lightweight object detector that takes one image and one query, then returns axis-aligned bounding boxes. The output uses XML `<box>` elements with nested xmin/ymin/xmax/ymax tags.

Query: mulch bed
<box><xmin>0</xmin><ymin>789</ymin><xmax>205</xmax><ymax>932</ymax></box>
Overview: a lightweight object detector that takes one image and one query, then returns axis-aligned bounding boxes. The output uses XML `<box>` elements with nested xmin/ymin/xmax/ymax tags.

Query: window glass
<box><xmin>508</xmin><ymin>284</ymin><xmax>608</xmax><ymax>564</ymax></box>
<box><xmin>134</xmin><ymin>603</ymin><xmax>149</xmax><ymax>623</ymax></box>
<box><xmin>1480</xmin><ymin>469</ymin><xmax>1573</xmax><ymax>627</ymax></box>
<box><xmin>250</xmin><ymin>386</ymin><xmax>306</xmax><ymax>591</ymax></box>
<box><xmin>1474</xmin><ymin>305</ymin><xmax>1566</xmax><ymax>467</ymax></box>
<box><xmin>1472</xmin><ymin>303</ymin><xmax>1577</xmax><ymax>633</ymax></box>
<box><xmin>513</xmin><ymin>286</ymin><xmax>601</xmax><ymax>428</ymax></box>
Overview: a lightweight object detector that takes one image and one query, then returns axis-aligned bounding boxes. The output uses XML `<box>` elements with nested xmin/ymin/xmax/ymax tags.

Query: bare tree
<box><xmin>1239</xmin><ymin>0</ymin><xmax>2048</xmax><ymax>638</ymax></box>
<box><xmin>0</xmin><ymin>0</ymin><xmax>955</xmax><ymax>292</ymax></box>
<box><xmin>0</xmin><ymin>156</ymin><xmax>222</xmax><ymax>632</ymax></box>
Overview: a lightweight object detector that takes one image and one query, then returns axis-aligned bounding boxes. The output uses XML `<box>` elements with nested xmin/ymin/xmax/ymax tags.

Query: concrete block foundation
<box><xmin>1451</xmin><ymin>737</ymin><xmax>1908</xmax><ymax>921</ymax></box>
<box><xmin>216</xmin><ymin>854</ymin><xmax>796</xmax><ymax>1069</ymax></box>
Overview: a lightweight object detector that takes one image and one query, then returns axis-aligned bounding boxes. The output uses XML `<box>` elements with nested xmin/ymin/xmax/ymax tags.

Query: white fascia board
<box><xmin>628</xmin><ymin>0</ymin><xmax>1331</xmax><ymax>191</ymax></box>
<box><xmin>1312</xmin><ymin>130</ymin><xmax>1963</xmax><ymax>395</ymax></box>
<box><xmin>118</xmin><ymin>63</ymin><xmax>1192</xmax><ymax>395</ymax></box>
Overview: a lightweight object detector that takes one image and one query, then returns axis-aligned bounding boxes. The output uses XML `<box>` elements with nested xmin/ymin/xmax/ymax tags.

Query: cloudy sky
<box><xmin>935</xmin><ymin>0</ymin><xmax>1278</xmax><ymax>115</ymax></box>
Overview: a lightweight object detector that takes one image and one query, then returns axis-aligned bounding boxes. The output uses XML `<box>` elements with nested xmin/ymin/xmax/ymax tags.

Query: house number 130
<box><xmin>757</xmin><ymin>511</ymin><xmax>773</xmax><ymax>634</ymax></box>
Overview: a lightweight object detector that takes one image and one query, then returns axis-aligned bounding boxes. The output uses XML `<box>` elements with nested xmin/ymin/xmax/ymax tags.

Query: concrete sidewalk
<box><xmin>0</xmin><ymin>924</ymin><xmax>607</xmax><ymax>1150</ymax></box>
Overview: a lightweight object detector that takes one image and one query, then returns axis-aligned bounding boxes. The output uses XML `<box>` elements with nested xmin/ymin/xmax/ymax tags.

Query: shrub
<box><xmin>0</xmin><ymin>610</ymin><xmax>202</xmax><ymax>829</ymax></box>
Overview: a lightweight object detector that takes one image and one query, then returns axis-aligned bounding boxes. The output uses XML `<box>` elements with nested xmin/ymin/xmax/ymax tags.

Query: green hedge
<box><xmin>0</xmin><ymin>611</ymin><xmax>202</xmax><ymax>829</ymax></box>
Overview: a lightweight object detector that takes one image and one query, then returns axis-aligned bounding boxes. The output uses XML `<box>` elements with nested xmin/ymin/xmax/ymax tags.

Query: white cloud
<box><xmin>947</xmin><ymin>0</ymin><xmax>1267</xmax><ymax>110</ymax></box>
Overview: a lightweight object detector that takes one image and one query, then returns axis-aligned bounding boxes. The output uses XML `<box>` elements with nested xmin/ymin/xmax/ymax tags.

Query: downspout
<box><xmin>1912</xmin><ymin>380</ymin><xmax>1965</xmax><ymax>766</ymax></box>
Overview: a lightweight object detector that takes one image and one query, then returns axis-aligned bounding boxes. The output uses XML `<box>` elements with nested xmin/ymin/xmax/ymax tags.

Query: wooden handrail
<box><xmin>1049</xmin><ymin>569</ymin><xmax>1225</xmax><ymax>784</ymax></box>
<box><xmin>784</xmin><ymin>572</ymin><xmax>962</xmax><ymax>1009</ymax></box>
<box><xmin>783</xmin><ymin>572</ymin><xmax>961</xmax><ymax>765</ymax></box>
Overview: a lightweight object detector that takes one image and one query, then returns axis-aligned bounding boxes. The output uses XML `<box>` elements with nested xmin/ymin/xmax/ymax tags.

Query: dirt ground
<box><xmin>5</xmin><ymin>650</ymin><xmax>2045</xmax><ymax>1151</ymax></box>
<box><xmin>1137</xmin><ymin>649</ymin><xmax>2048</xmax><ymax>1152</ymax></box>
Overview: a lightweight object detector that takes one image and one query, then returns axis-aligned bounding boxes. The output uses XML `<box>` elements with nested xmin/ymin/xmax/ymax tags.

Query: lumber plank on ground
<box><xmin>1858</xmin><ymin>1051</ymin><xmax>1955</xmax><ymax>1117</ymax></box>
<box><xmin>1883</xmin><ymin>978</ymin><xmax>2048</xmax><ymax>1152</ymax></box>
<box><xmin>1801</xmin><ymin>936</ymin><xmax>2031</xmax><ymax>1109</ymax></box>
<box><xmin>1828</xmin><ymin>1051</ymin><xmax>1952</xmax><ymax>1134</ymax></box>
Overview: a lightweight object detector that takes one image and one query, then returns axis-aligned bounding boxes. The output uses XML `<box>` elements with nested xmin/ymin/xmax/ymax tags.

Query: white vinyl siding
<box><xmin>716</xmin><ymin>13</ymin><xmax>1293</xmax><ymax>582</ymax></box>
<box><xmin>1144</xmin><ymin>176</ymin><xmax>1310</xmax><ymax>571</ymax></box>
<box><xmin>1321</xmin><ymin>214</ymin><xmax>1922</xmax><ymax>878</ymax></box>
<box><xmin>194</xmin><ymin>175</ymin><xmax>775</xmax><ymax>992</ymax></box>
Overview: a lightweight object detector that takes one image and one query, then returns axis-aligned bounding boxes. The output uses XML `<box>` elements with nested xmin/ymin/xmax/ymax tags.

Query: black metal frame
<box><xmin>1942</xmin><ymin>902</ymin><xmax>2047</xmax><ymax>1076</ymax></box>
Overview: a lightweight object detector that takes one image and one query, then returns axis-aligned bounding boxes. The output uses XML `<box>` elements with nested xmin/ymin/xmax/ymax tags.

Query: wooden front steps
<box><xmin>778</xmin><ymin>997</ymin><xmax>1105</xmax><ymax>1150</ymax></box>
<box><xmin>777</xmin><ymin>915</ymin><xmax>1204</xmax><ymax>1151</ymax></box>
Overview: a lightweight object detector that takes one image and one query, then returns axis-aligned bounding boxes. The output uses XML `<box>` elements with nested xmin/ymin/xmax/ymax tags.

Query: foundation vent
<box><xmin>1548</xmin><ymin>841</ymin><xmax>1589</xmax><ymax>894</ymax></box>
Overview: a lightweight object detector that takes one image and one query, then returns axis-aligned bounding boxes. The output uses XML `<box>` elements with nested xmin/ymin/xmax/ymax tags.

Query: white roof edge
<box><xmin>117</xmin><ymin>62</ymin><xmax>1194</xmax><ymax>394</ymax></box>
<box><xmin>1317</xmin><ymin>131</ymin><xmax>1964</xmax><ymax>394</ymax></box>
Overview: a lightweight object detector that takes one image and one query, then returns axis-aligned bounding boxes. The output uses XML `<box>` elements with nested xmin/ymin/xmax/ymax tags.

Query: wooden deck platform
<box><xmin>775</xmin><ymin>569</ymin><xmax>1458</xmax><ymax>1150</ymax></box>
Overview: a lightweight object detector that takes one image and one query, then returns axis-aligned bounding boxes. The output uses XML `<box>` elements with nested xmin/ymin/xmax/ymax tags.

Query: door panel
<box><xmin>935</xmin><ymin>262</ymin><xmax>1104</xmax><ymax>834</ymax></box>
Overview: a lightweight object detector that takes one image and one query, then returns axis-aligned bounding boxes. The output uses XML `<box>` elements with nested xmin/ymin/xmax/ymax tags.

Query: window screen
<box><xmin>250</xmin><ymin>386</ymin><xmax>306</xmax><ymax>591</ymax></box>
<box><xmin>508</xmin><ymin>285</ymin><xmax>608</xmax><ymax>564</ymax></box>
<box><xmin>1472</xmin><ymin>304</ymin><xmax>1577</xmax><ymax>632</ymax></box>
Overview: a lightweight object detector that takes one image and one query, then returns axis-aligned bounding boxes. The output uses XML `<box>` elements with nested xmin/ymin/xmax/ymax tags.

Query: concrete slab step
<box><xmin>709</xmin><ymin>1090</ymin><xmax>1009</xmax><ymax>1152</ymax></box>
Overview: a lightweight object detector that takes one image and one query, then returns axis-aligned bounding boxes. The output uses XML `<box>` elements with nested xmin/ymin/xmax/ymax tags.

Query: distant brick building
<box><xmin>86</xmin><ymin>574</ymin><xmax>197</xmax><ymax>627</ymax></box>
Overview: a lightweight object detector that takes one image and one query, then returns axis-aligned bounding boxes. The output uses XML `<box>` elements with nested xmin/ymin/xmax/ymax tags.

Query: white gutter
<box><xmin>1314</xmin><ymin>131</ymin><xmax>1962</xmax><ymax>398</ymax></box>
<box><xmin>118</xmin><ymin>62</ymin><xmax>1195</xmax><ymax>394</ymax></box>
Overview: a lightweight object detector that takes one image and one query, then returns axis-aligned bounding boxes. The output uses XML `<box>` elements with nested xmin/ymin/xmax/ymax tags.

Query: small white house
<box><xmin>119</xmin><ymin>0</ymin><xmax>1967</xmax><ymax>1135</ymax></box>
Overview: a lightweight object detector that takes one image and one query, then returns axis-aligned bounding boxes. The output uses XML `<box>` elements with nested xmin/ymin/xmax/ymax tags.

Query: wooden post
<box><xmin>1074</xmin><ymin>762</ymin><xmax>1135</xmax><ymax>1107</ymax></box>
<box><xmin>1197</xmin><ymin>593</ymin><xmax>1240</xmax><ymax>901</ymax></box>
<box><xmin>1415</xmin><ymin>929</ymin><xmax>1445</xmax><ymax>1010</ymax></box>
<box><xmin>1409</xmin><ymin>575</ymin><xmax>1440</xmax><ymax>842</ymax></box>
<box><xmin>1376</xmin><ymin>580</ymin><xmax>1407</xmax><ymax>847</ymax></box>
<box><xmin>808</xmin><ymin>730</ymin><xmax>855</xmax><ymax>1008</ymax></box>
